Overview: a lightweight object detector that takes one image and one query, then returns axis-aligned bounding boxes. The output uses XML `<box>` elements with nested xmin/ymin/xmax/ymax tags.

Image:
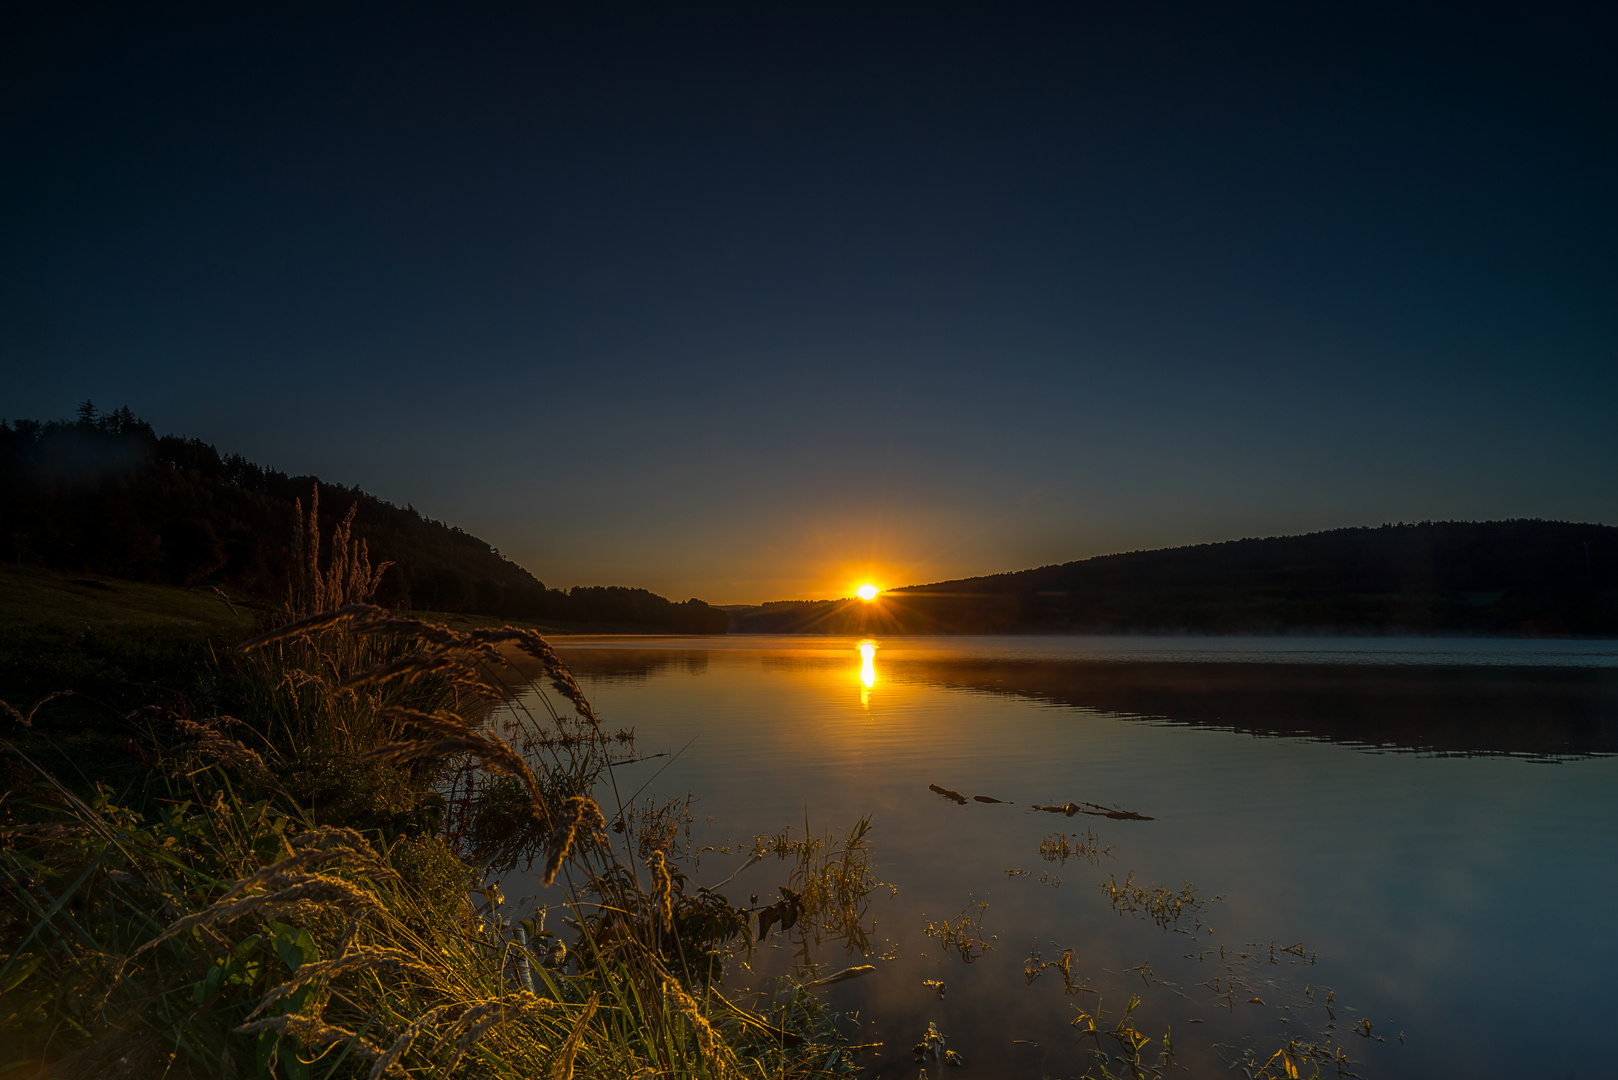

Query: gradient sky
<box><xmin>3</xmin><ymin>2</ymin><xmax>1615</xmax><ymax>604</ymax></box>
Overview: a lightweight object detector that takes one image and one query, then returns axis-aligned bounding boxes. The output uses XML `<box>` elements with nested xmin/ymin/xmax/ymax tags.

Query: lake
<box><xmin>508</xmin><ymin>635</ymin><xmax>1618</xmax><ymax>1079</ymax></box>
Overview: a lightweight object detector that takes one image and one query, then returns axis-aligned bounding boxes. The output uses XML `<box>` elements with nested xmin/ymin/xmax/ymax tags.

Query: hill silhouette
<box><xmin>731</xmin><ymin>521</ymin><xmax>1618</xmax><ymax>636</ymax></box>
<box><xmin>0</xmin><ymin>402</ymin><xmax>727</xmax><ymax>632</ymax></box>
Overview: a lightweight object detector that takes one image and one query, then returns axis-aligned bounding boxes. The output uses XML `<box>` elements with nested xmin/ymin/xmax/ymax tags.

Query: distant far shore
<box><xmin>723</xmin><ymin>626</ymin><xmax>1618</xmax><ymax>641</ymax></box>
<box><xmin>728</xmin><ymin>520</ymin><xmax>1618</xmax><ymax>638</ymax></box>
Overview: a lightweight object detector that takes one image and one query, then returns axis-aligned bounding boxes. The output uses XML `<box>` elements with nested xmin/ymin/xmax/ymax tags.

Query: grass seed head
<box><xmin>543</xmin><ymin>796</ymin><xmax>606</xmax><ymax>886</ymax></box>
<box><xmin>234</xmin><ymin>1013</ymin><xmax>384</xmax><ymax>1062</ymax></box>
<box><xmin>661</xmin><ymin>976</ymin><xmax>735</xmax><ymax>1077</ymax></box>
<box><xmin>248</xmin><ymin>948</ymin><xmax>433</xmax><ymax>1020</ymax></box>
<box><xmin>548</xmin><ymin>994</ymin><xmax>599</xmax><ymax>1080</ymax></box>
<box><xmin>369</xmin><ymin>1004</ymin><xmax>456</xmax><ymax>1080</ymax></box>
<box><xmin>136</xmin><ymin>874</ymin><xmax>379</xmax><ymax>955</ymax></box>
<box><xmin>647</xmin><ymin>849</ymin><xmax>675</xmax><ymax>930</ymax></box>
<box><xmin>239</xmin><ymin>603</ymin><xmax>387</xmax><ymax>651</ymax></box>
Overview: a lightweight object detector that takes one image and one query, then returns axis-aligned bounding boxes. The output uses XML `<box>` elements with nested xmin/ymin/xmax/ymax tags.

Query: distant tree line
<box><xmin>1</xmin><ymin>402</ymin><xmax>727</xmax><ymax>633</ymax></box>
<box><xmin>731</xmin><ymin>521</ymin><xmax>1618</xmax><ymax>637</ymax></box>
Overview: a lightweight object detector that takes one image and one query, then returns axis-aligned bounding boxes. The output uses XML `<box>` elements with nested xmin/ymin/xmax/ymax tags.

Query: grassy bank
<box><xmin>0</xmin><ymin>563</ymin><xmax>257</xmax><ymax>689</ymax></box>
<box><xmin>0</xmin><ymin>565</ymin><xmax>658</xmax><ymax>789</ymax></box>
<box><xmin>1</xmin><ymin>528</ymin><xmax>863</xmax><ymax>1080</ymax></box>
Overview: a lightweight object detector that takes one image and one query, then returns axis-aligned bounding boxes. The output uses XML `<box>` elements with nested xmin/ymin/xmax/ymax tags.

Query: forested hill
<box><xmin>732</xmin><ymin>521</ymin><xmax>1618</xmax><ymax>636</ymax></box>
<box><xmin>0</xmin><ymin>403</ymin><xmax>727</xmax><ymax>632</ymax></box>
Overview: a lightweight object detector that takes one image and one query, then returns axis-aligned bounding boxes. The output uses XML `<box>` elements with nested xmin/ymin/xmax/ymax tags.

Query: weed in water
<box><xmin>1039</xmin><ymin>828</ymin><xmax>1112</xmax><ymax>866</ymax></box>
<box><xmin>922</xmin><ymin>898</ymin><xmax>992</xmax><ymax>964</ymax></box>
<box><xmin>1101</xmin><ymin>871</ymin><xmax>1219</xmax><ymax>934</ymax></box>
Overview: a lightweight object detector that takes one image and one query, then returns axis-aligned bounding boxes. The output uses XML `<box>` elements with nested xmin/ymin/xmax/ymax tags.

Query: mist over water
<box><xmin>506</xmin><ymin>635</ymin><xmax>1618</xmax><ymax>1079</ymax></box>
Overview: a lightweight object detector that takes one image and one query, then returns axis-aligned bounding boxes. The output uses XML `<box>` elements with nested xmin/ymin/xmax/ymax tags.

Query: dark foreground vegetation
<box><xmin>732</xmin><ymin>521</ymin><xmax>1618</xmax><ymax>636</ymax></box>
<box><xmin>1</xmin><ymin>402</ymin><xmax>726</xmax><ymax>633</ymax></box>
<box><xmin>0</xmin><ymin>507</ymin><xmax>863</xmax><ymax>1079</ymax></box>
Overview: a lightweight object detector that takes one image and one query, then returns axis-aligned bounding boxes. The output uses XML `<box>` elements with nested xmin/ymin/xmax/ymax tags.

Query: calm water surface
<box><xmin>509</xmin><ymin>635</ymin><xmax>1618</xmax><ymax>1079</ymax></box>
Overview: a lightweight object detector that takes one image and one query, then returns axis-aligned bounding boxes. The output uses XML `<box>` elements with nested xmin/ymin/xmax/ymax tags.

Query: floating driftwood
<box><xmin>1036</xmin><ymin>801</ymin><xmax>1154</xmax><ymax>821</ymax></box>
<box><xmin>929</xmin><ymin>784</ymin><xmax>1151</xmax><ymax>819</ymax></box>
<box><xmin>807</xmin><ymin>964</ymin><xmax>876</xmax><ymax>986</ymax></box>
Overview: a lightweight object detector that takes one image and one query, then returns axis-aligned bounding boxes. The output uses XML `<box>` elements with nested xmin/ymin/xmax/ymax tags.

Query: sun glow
<box><xmin>856</xmin><ymin>583</ymin><xmax>880</xmax><ymax>601</ymax></box>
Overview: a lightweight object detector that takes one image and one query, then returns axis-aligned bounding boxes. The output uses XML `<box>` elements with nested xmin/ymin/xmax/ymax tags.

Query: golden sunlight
<box><xmin>857</xmin><ymin>639</ymin><xmax>877</xmax><ymax>707</ymax></box>
<box><xmin>856</xmin><ymin>583</ymin><xmax>880</xmax><ymax>601</ymax></box>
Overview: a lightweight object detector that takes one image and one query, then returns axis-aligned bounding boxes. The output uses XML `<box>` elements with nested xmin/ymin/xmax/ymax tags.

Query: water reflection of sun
<box><xmin>858</xmin><ymin>639</ymin><xmax>877</xmax><ymax>707</ymax></box>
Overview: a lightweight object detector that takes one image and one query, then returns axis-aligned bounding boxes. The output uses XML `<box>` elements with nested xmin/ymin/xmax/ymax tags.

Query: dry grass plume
<box><xmin>542</xmin><ymin>795</ymin><xmax>607</xmax><ymax>887</ymax></box>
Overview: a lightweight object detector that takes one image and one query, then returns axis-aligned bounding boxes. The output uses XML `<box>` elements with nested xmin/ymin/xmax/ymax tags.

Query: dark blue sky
<box><xmin>4</xmin><ymin>1</ymin><xmax>1614</xmax><ymax>602</ymax></box>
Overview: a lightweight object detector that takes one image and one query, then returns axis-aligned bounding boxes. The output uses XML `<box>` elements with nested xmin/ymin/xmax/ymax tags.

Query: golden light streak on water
<box><xmin>858</xmin><ymin>639</ymin><xmax>877</xmax><ymax>707</ymax></box>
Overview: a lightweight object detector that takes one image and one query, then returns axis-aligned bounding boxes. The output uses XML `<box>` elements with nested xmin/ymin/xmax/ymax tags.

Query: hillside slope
<box><xmin>1</xmin><ymin>403</ymin><xmax>726</xmax><ymax>632</ymax></box>
<box><xmin>732</xmin><ymin>521</ymin><xmax>1618</xmax><ymax>636</ymax></box>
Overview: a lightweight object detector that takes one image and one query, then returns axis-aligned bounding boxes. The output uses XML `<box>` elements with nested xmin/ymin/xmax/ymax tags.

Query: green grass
<box><xmin>0</xmin><ymin>569</ymin><xmax>598</xmax><ymax>790</ymax></box>
<box><xmin>0</xmin><ymin>563</ymin><xmax>258</xmax><ymax>639</ymax></box>
<box><xmin>0</xmin><ymin>563</ymin><xmax>257</xmax><ymax>704</ymax></box>
<box><xmin>0</xmin><ymin>565</ymin><xmax>260</xmax><ymax>787</ymax></box>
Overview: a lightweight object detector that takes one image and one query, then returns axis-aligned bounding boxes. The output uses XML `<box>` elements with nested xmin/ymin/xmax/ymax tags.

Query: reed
<box><xmin>546</xmin><ymin>993</ymin><xmax>597</xmax><ymax>1080</ymax></box>
<box><xmin>647</xmin><ymin>850</ymin><xmax>674</xmax><ymax>931</ymax></box>
<box><xmin>287</xmin><ymin>487</ymin><xmax>394</xmax><ymax>620</ymax></box>
<box><xmin>541</xmin><ymin>795</ymin><xmax>607</xmax><ymax>886</ymax></box>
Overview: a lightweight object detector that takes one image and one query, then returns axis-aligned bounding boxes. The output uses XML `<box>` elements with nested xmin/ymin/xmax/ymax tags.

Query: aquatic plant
<box><xmin>1039</xmin><ymin>828</ymin><xmax>1112</xmax><ymax>866</ymax></box>
<box><xmin>1101</xmin><ymin>871</ymin><xmax>1218</xmax><ymax>934</ymax></box>
<box><xmin>745</xmin><ymin>815</ymin><xmax>889</xmax><ymax>972</ymax></box>
<box><xmin>1024</xmin><ymin>942</ymin><xmax>1086</xmax><ymax>994</ymax></box>
<box><xmin>921</xmin><ymin>898</ymin><xmax>992</xmax><ymax>964</ymax></box>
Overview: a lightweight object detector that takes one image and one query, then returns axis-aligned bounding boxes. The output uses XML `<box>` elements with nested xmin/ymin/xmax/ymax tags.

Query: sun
<box><xmin>855</xmin><ymin>583</ymin><xmax>880</xmax><ymax>601</ymax></box>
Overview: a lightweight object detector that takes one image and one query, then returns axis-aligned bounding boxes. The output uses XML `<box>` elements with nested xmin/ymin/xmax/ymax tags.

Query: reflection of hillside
<box><xmin>561</xmin><ymin>650</ymin><xmax>710</xmax><ymax>684</ymax></box>
<box><xmin>886</xmin><ymin>660</ymin><xmax>1618</xmax><ymax>759</ymax></box>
